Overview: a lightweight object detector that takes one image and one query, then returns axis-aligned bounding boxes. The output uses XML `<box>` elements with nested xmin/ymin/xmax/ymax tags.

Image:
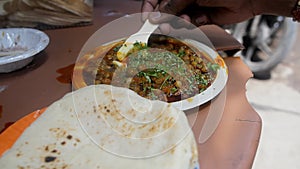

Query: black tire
<box><xmin>231</xmin><ymin>15</ymin><xmax>297</xmax><ymax>74</ymax></box>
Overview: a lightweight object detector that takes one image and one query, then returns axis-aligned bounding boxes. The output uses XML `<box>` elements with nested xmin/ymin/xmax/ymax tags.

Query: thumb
<box><xmin>159</xmin><ymin>0</ymin><xmax>195</xmax><ymax>15</ymax></box>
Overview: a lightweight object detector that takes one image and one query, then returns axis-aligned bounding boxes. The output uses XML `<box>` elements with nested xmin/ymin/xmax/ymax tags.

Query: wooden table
<box><xmin>0</xmin><ymin>0</ymin><xmax>261</xmax><ymax>168</ymax></box>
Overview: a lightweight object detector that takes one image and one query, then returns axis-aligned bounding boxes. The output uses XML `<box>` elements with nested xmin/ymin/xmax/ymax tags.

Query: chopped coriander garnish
<box><xmin>113</xmin><ymin>45</ymin><xmax>122</xmax><ymax>52</ymax></box>
<box><xmin>170</xmin><ymin>87</ymin><xmax>178</xmax><ymax>93</ymax></box>
<box><xmin>177</xmin><ymin>49</ymin><xmax>185</xmax><ymax>57</ymax></box>
<box><xmin>207</xmin><ymin>63</ymin><xmax>220</xmax><ymax>72</ymax></box>
<box><xmin>133</xmin><ymin>41</ymin><xmax>148</xmax><ymax>50</ymax></box>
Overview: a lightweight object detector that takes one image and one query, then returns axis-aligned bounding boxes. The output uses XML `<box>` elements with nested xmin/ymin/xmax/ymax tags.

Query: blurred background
<box><xmin>245</xmin><ymin>23</ymin><xmax>300</xmax><ymax>169</ymax></box>
<box><xmin>0</xmin><ymin>0</ymin><xmax>93</xmax><ymax>29</ymax></box>
<box><xmin>213</xmin><ymin>14</ymin><xmax>300</xmax><ymax>169</ymax></box>
<box><xmin>239</xmin><ymin>17</ymin><xmax>300</xmax><ymax>169</ymax></box>
<box><xmin>226</xmin><ymin>14</ymin><xmax>300</xmax><ymax>169</ymax></box>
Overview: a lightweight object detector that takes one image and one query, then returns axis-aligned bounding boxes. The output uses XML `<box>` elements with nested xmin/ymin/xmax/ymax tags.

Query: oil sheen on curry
<box><xmin>87</xmin><ymin>34</ymin><xmax>220</xmax><ymax>102</ymax></box>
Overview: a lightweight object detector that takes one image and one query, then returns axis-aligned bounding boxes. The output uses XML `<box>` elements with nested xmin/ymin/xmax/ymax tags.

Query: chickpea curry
<box><xmin>93</xmin><ymin>34</ymin><xmax>220</xmax><ymax>102</ymax></box>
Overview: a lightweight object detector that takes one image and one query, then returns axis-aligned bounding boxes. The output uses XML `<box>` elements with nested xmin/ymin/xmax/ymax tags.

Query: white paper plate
<box><xmin>171</xmin><ymin>39</ymin><xmax>228</xmax><ymax>110</ymax></box>
<box><xmin>76</xmin><ymin>35</ymin><xmax>227</xmax><ymax>111</ymax></box>
<box><xmin>0</xmin><ymin>28</ymin><xmax>49</xmax><ymax>73</ymax></box>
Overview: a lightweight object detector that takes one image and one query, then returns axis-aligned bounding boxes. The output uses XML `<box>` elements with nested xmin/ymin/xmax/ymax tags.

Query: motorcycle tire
<box><xmin>231</xmin><ymin>15</ymin><xmax>297</xmax><ymax>75</ymax></box>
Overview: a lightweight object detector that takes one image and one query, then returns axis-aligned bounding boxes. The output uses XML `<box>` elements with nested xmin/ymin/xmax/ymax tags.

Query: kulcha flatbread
<box><xmin>0</xmin><ymin>85</ymin><xmax>198</xmax><ymax>169</ymax></box>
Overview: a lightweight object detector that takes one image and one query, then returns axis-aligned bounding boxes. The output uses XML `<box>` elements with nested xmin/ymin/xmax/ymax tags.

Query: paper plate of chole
<box><xmin>73</xmin><ymin>34</ymin><xmax>228</xmax><ymax>111</ymax></box>
<box><xmin>0</xmin><ymin>32</ymin><xmax>227</xmax><ymax>169</ymax></box>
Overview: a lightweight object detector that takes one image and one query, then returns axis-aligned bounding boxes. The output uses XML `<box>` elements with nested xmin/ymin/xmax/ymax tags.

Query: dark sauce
<box><xmin>56</xmin><ymin>64</ymin><xmax>75</xmax><ymax>84</ymax></box>
<box><xmin>0</xmin><ymin>122</ymin><xmax>15</xmax><ymax>134</ymax></box>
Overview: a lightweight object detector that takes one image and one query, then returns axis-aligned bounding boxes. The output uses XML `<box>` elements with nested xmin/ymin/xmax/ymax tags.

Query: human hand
<box><xmin>142</xmin><ymin>0</ymin><xmax>297</xmax><ymax>26</ymax></box>
<box><xmin>142</xmin><ymin>0</ymin><xmax>256</xmax><ymax>26</ymax></box>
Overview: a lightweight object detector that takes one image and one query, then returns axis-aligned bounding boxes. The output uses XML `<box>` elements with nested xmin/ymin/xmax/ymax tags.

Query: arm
<box><xmin>253</xmin><ymin>0</ymin><xmax>298</xmax><ymax>17</ymax></box>
<box><xmin>142</xmin><ymin>0</ymin><xmax>299</xmax><ymax>25</ymax></box>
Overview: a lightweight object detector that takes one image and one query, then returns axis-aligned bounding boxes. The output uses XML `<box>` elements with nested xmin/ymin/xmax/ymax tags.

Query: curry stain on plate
<box><xmin>187</xmin><ymin>97</ymin><xmax>194</xmax><ymax>103</ymax></box>
<box><xmin>215</xmin><ymin>56</ymin><xmax>226</xmax><ymax>68</ymax></box>
<box><xmin>56</xmin><ymin>63</ymin><xmax>75</xmax><ymax>84</ymax></box>
<box><xmin>215</xmin><ymin>55</ymin><xmax>228</xmax><ymax>75</ymax></box>
<box><xmin>0</xmin><ymin>122</ymin><xmax>15</xmax><ymax>134</ymax></box>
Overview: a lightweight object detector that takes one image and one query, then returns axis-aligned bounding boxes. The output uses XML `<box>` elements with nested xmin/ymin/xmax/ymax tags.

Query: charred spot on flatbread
<box><xmin>44</xmin><ymin>156</ymin><xmax>57</xmax><ymax>163</ymax></box>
